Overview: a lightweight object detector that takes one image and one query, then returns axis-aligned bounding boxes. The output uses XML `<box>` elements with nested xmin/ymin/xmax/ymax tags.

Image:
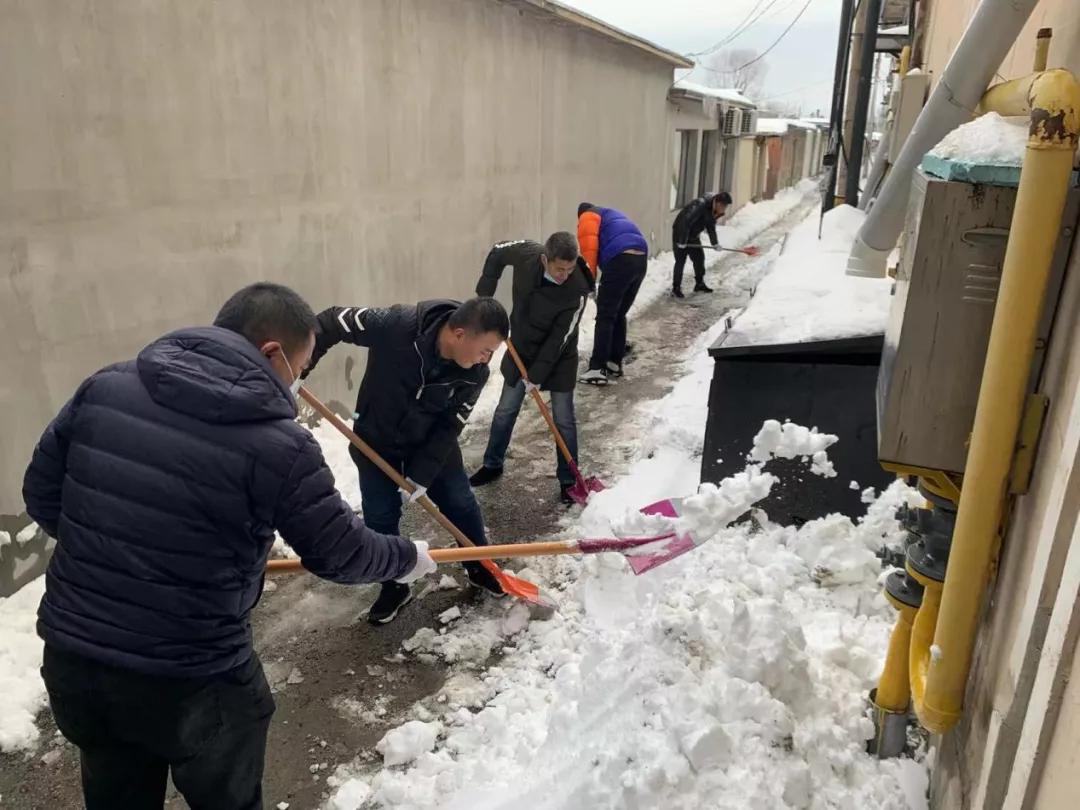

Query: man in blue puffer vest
<box><xmin>576</xmin><ymin>203</ymin><xmax>649</xmax><ymax>385</ymax></box>
<box><xmin>23</xmin><ymin>282</ymin><xmax>435</xmax><ymax>810</ymax></box>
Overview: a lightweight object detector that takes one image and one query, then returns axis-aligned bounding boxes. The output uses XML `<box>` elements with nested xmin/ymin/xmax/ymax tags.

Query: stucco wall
<box><xmin>0</xmin><ymin>0</ymin><xmax>677</xmax><ymax>519</ymax></box>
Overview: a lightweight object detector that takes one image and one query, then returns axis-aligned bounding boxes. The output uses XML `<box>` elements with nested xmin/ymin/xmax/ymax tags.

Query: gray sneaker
<box><xmin>579</xmin><ymin>368</ymin><xmax>609</xmax><ymax>386</ymax></box>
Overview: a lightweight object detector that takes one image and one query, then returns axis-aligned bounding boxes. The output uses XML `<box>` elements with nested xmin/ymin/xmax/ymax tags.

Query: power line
<box><xmin>688</xmin><ymin>0</ymin><xmax>785</xmax><ymax>59</ymax></box>
<box><xmin>731</xmin><ymin>0</ymin><xmax>815</xmax><ymax>72</ymax></box>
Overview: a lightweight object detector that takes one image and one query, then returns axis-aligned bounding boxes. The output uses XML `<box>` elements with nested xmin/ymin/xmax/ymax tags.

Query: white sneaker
<box><xmin>579</xmin><ymin>368</ymin><xmax>609</xmax><ymax>386</ymax></box>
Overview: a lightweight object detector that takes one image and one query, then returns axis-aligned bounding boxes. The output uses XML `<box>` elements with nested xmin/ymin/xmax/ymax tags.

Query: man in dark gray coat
<box><xmin>469</xmin><ymin>232</ymin><xmax>593</xmax><ymax>504</ymax></box>
<box><xmin>24</xmin><ymin>282</ymin><xmax>435</xmax><ymax>810</ymax></box>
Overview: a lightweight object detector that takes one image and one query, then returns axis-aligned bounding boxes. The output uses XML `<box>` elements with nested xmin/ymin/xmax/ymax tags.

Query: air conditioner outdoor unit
<box><xmin>722</xmin><ymin>108</ymin><xmax>739</xmax><ymax>136</ymax></box>
<box><xmin>741</xmin><ymin>110</ymin><xmax>758</xmax><ymax>135</ymax></box>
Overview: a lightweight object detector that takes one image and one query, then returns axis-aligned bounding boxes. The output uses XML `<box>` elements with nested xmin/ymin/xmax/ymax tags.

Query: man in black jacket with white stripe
<box><xmin>468</xmin><ymin>232</ymin><xmax>593</xmax><ymax>505</ymax></box>
<box><xmin>306</xmin><ymin>297</ymin><xmax>510</xmax><ymax>623</ymax></box>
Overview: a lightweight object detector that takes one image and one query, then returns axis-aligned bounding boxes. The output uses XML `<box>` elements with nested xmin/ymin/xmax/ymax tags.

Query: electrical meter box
<box><xmin>877</xmin><ymin>169</ymin><xmax>1079</xmax><ymax>475</ymax></box>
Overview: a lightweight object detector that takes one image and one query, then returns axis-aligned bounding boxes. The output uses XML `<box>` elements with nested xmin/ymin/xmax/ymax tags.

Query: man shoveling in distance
<box><xmin>671</xmin><ymin>190</ymin><xmax>733</xmax><ymax>298</ymax></box>
<box><xmin>23</xmin><ymin>282</ymin><xmax>437</xmax><ymax>810</ymax></box>
<box><xmin>304</xmin><ymin>296</ymin><xmax>510</xmax><ymax>624</ymax></box>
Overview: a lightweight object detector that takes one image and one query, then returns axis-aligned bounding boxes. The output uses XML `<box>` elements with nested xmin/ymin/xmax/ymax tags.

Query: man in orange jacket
<box><xmin>576</xmin><ymin>203</ymin><xmax>649</xmax><ymax>385</ymax></box>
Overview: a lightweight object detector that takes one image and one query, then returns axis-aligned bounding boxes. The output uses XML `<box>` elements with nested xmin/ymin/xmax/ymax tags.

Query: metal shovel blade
<box><xmin>566</xmin><ymin>475</ymin><xmax>607</xmax><ymax>505</ymax></box>
<box><xmin>623</xmin><ymin>497</ymin><xmax>702</xmax><ymax>575</ymax></box>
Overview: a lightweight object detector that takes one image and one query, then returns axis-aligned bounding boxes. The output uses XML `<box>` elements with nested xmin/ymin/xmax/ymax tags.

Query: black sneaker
<box><xmin>559</xmin><ymin>484</ymin><xmax>576</xmax><ymax>506</ymax></box>
<box><xmin>465</xmin><ymin>563</ymin><xmax>506</xmax><ymax>597</ymax></box>
<box><xmin>672</xmin><ymin>288</ymin><xmax>685</xmax><ymax>299</ymax></box>
<box><xmin>469</xmin><ymin>466</ymin><xmax>504</xmax><ymax>487</ymax></box>
<box><xmin>605</xmin><ymin>361</ymin><xmax>623</xmax><ymax>378</ymax></box>
<box><xmin>368</xmin><ymin>581</ymin><xmax>413</xmax><ymax>625</ymax></box>
<box><xmin>693</xmin><ymin>282</ymin><xmax>714</xmax><ymax>293</ymax></box>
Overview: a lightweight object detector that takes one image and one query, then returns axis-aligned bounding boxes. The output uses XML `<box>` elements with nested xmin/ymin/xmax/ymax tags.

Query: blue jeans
<box><xmin>482</xmin><ymin>381</ymin><xmax>578</xmax><ymax>487</ymax></box>
<box><xmin>356</xmin><ymin>445</ymin><xmax>488</xmax><ymax>562</ymax></box>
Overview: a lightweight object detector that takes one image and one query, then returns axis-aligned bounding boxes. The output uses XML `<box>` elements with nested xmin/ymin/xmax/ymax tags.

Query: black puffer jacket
<box><xmin>476</xmin><ymin>240</ymin><xmax>593</xmax><ymax>392</ymax></box>
<box><xmin>673</xmin><ymin>192</ymin><xmax>722</xmax><ymax>246</ymax></box>
<box><xmin>309</xmin><ymin>300</ymin><xmax>488</xmax><ymax>487</ymax></box>
<box><xmin>23</xmin><ymin>326</ymin><xmax>415</xmax><ymax>678</ymax></box>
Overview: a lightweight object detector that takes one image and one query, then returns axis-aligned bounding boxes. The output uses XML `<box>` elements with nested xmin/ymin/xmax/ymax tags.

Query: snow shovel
<box><xmin>296</xmin><ymin>386</ymin><xmax>554</xmax><ymax>609</ymax></box>
<box><xmin>504</xmin><ymin>340</ymin><xmax>606</xmax><ymax>505</ymax></box>
<box><xmin>676</xmin><ymin>243</ymin><xmax>760</xmax><ymax>257</ymax></box>
<box><xmin>268</xmin><ymin>501</ymin><xmax>703</xmax><ymax>576</ymax></box>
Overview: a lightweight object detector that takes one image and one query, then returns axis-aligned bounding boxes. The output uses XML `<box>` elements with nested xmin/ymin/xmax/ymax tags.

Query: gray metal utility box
<box><xmin>877</xmin><ymin>170</ymin><xmax>1079</xmax><ymax>475</ymax></box>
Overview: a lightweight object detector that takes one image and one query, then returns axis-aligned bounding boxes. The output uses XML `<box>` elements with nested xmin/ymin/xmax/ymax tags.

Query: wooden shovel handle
<box><xmin>266</xmin><ymin>540</ymin><xmax>575</xmax><ymax>573</ymax></box>
<box><xmin>297</xmin><ymin>387</ymin><xmax>479</xmax><ymax>549</ymax></box>
<box><xmin>503</xmin><ymin>340</ymin><xmax>578</xmax><ymax>472</ymax></box>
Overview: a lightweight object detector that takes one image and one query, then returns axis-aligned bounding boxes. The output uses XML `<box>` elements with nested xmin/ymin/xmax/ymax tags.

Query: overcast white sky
<box><xmin>561</xmin><ymin>0</ymin><xmax>845</xmax><ymax>114</ymax></box>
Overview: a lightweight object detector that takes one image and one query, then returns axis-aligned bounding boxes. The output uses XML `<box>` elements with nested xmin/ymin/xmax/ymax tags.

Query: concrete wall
<box><xmin>922</xmin><ymin>0</ymin><xmax>1080</xmax><ymax>82</ymax></box>
<box><xmin>915</xmin><ymin>3</ymin><xmax>1080</xmax><ymax>807</ymax></box>
<box><xmin>0</xmin><ymin>0</ymin><xmax>678</xmax><ymax>528</ymax></box>
<box><xmin>930</xmin><ymin>220</ymin><xmax>1080</xmax><ymax>810</ymax></box>
<box><xmin>666</xmin><ymin>96</ymin><xmax>719</xmax><ymax>234</ymax></box>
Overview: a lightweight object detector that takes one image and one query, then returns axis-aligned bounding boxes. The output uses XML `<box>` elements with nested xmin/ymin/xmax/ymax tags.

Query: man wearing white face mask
<box><xmin>469</xmin><ymin>232</ymin><xmax>594</xmax><ymax>505</ymax></box>
<box><xmin>23</xmin><ymin>282</ymin><xmax>435</xmax><ymax>810</ymax></box>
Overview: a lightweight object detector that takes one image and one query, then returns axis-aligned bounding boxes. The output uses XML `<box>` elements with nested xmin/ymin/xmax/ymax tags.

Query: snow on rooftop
<box><xmin>880</xmin><ymin>24</ymin><xmax>910</xmax><ymax>36</ymax></box>
<box><xmin>721</xmin><ymin>205</ymin><xmax>891</xmax><ymax>347</ymax></box>
<box><xmin>928</xmin><ymin>112</ymin><xmax>1028</xmax><ymax>167</ymax></box>
<box><xmin>672</xmin><ymin>79</ymin><xmax>755</xmax><ymax>107</ymax></box>
<box><xmin>756</xmin><ymin>118</ymin><xmax>818</xmax><ymax>135</ymax></box>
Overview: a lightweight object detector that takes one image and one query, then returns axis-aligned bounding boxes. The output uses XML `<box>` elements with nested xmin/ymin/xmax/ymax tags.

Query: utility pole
<box><xmin>845</xmin><ymin>0</ymin><xmax>884</xmax><ymax>206</ymax></box>
<box><xmin>837</xmin><ymin>0</ymin><xmax>870</xmax><ymax>200</ymax></box>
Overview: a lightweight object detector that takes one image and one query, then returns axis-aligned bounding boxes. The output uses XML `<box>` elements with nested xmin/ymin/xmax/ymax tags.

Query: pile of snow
<box><xmin>928</xmin><ymin>112</ymin><xmax>1028</xmax><ymax>167</ymax></box>
<box><xmin>327</xmin><ymin>277</ymin><xmax>928</xmax><ymax>810</ymax></box>
<box><xmin>377</xmin><ymin>720</ymin><xmax>441</xmax><ymax>767</ymax></box>
<box><xmin>720</xmin><ymin>205</ymin><xmax>892</xmax><ymax>347</ymax></box>
<box><xmin>0</xmin><ymin>576</ymin><xmax>47</xmax><ymax>752</ymax></box>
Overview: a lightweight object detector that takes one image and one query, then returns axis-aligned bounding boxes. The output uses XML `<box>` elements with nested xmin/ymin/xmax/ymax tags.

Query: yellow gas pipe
<box><xmin>911</xmin><ymin>68</ymin><xmax>1080</xmax><ymax>734</ymax></box>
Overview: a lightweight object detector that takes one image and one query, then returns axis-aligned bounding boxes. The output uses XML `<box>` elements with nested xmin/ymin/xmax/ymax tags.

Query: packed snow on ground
<box><xmin>721</xmin><ymin>205</ymin><xmax>892</xmax><ymax>347</ymax></box>
<box><xmin>0</xmin><ymin>575</ymin><xmax>48</xmax><ymax>752</ymax></box>
<box><xmin>325</xmin><ymin>296</ymin><xmax>928</xmax><ymax>810</ymax></box>
<box><xmin>928</xmin><ymin>112</ymin><xmax>1028</xmax><ymax>167</ymax></box>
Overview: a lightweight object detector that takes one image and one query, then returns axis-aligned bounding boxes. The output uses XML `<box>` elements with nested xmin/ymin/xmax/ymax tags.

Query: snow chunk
<box><xmin>929</xmin><ymin>112</ymin><xmax>1027</xmax><ymax>166</ymax></box>
<box><xmin>0</xmin><ymin>577</ymin><xmax>48</xmax><ymax>752</ymax></box>
<box><xmin>376</xmin><ymin>720</ymin><xmax>441</xmax><ymax>766</ymax></box>
<box><xmin>931</xmin><ymin>644</ymin><xmax>943</xmax><ymax>663</ymax></box>
<box><xmin>750</xmin><ymin>420</ymin><xmax>838</xmax><ymax>478</ymax></box>
<box><xmin>328</xmin><ymin>778</ymin><xmax>371</xmax><ymax>810</ymax></box>
<box><xmin>437</xmin><ymin>575</ymin><xmax>460</xmax><ymax>591</ymax></box>
<box><xmin>679</xmin><ymin>723</ymin><xmax>734</xmax><ymax>772</ymax></box>
<box><xmin>438</xmin><ymin>606</ymin><xmax>461</xmax><ymax>625</ymax></box>
<box><xmin>15</xmin><ymin>523</ymin><xmax>39</xmax><ymax>545</ymax></box>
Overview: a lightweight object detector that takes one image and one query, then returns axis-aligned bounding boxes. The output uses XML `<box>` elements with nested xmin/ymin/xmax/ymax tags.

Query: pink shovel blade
<box><xmin>566</xmin><ymin>475</ymin><xmax>606</xmax><ymax>505</ymax></box>
<box><xmin>624</xmin><ymin>497</ymin><xmax>704</xmax><ymax>575</ymax></box>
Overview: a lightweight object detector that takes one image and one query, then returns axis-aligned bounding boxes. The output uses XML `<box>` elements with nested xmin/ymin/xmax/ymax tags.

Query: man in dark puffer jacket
<box><xmin>23</xmin><ymin>282</ymin><xmax>434</xmax><ymax>810</ymax></box>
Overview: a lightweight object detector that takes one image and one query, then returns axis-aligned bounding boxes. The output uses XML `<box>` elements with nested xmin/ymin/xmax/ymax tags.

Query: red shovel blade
<box><xmin>479</xmin><ymin>559</ymin><xmax>557</xmax><ymax>609</ymax></box>
<box><xmin>741</xmin><ymin>245</ymin><xmax>760</xmax><ymax>256</ymax></box>
<box><xmin>566</xmin><ymin>475</ymin><xmax>606</xmax><ymax>506</ymax></box>
<box><xmin>621</xmin><ymin>497</ymin><xmax>703</xmax><ymax>575</ymax></box>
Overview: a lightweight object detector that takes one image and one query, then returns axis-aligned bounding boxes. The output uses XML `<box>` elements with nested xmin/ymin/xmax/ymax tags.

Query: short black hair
<box><xmin>214</xmin><ymin>282</ymin><xmax>317</xmax><ymax>354</ymax></box>
<box><xmin>577</xmin><ymin>202</ymin><xmax>594</xmax><ymax>217</ymax></box>
<box><xmin>544</xmin><ymin>231</ymin><xmax>579</xmax><ymax>262</ymax></box>
<box><xmin>716</xmin><ymin>191</ymin><xmax>733</xmax><ymax>205</ymax></box>
<box><xmin>448</xmin><ymin>297</ymin><xmax>510</xmax><ymax>339</ymax></box>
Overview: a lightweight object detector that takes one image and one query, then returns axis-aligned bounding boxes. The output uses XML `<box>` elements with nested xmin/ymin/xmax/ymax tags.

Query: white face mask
<box><xmin>278</xmin><ymin>350</ymin><xmax>302</xmax><ymax>397</ymax></box>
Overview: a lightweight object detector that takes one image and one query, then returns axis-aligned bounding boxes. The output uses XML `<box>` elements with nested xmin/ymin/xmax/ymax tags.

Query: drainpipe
<box><xmin>1033</xmin><ymin>28</ymin><xmax>1051</xmax><ymax>72</ymax></box>
<box><xmin>910</xmin><ymin>68</ymin><xmax>1080</xmax><ymax>734</ymax></box>
<box><xmin>846</xmin><ymin>0</ymin><xmax>1042</xmax><ymax>278</ymax></box>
